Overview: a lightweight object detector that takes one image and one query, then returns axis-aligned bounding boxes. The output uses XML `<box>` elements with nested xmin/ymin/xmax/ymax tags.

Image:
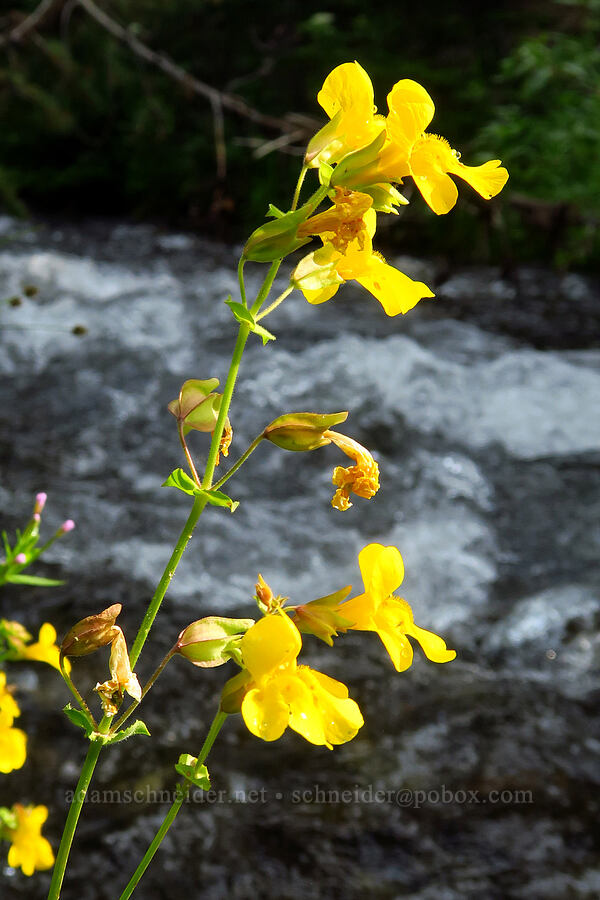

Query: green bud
<box><xmin>264</xmin><ymin>411</ymin><xmax>348</xmax><ymax>451</ymax></box>
<box><xmin>330</xmin><ymin>130</ymin><xmax>387</xmax><ymax>189</ymax></box>
<box><xmin>176</xmin><ymin>616</ymin><xmax>255</xmax><ymax>668</ymax></box>
<box><xmin>219</xmin><ymin>669</ymin><xmax>252</xmax><ymax>714</ymax></box>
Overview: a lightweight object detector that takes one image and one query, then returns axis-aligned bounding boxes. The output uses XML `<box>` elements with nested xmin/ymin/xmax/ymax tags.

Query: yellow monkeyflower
<box><xmin>383</xmin><ymin>80</ymin><xmax>508</xmax><ymax>215</ymax></box>
<box><xmin>341</xmin><ymin>543</ymin><xmax>456</xmax><ymax>672</ymax></box>
<box><xmin>0</xmin><ymin>709</ymin><xmax>27</xmax><ymax>773</ymax></box>
<box><xmin>21</xmin><ymin>623</ymin><xmax>67</xmax><ymax>673</ymax></box>
<box><xmin>6</xmin><ymin>805</ymin><xmax>54</xmax><ymax>876</ymax></box>
<box><xmin>293</xmin><ymin>187</ymin><xmax>434</xmax><ymax>316</ymax></box>
<box><xmin>322</xmin><ymin>429</ymin><xmax>380</xmax><ymax>511</ymax></box>
<box><xmin>306</xmin><ymin>61</ymin><xmax>385</xmax><ymax>167</ymax></box>
<box><xmin>236</xmin><ymin>614</ymin><xmax>363</xmax><ymax>749</ymax></box>
<box><xmin>318</xmin><ymin>66</ymin><xmax>508</xmax><ymax>215</ymax></box>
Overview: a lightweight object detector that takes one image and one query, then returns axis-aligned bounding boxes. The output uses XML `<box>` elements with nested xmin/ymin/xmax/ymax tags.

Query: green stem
<box><xmin>249</xmin><ymin>259</ymin><xmax>283</xmax><ymax>317</ymax></box>
<box><xmin>211</xmin><ymin>434</ymin><xmax>264</xmax><ymax>491</ymax></box>
<box><xmin>238</xmin><ymin>258</ymin><xmax>247</xmax><ymax>307</ymax></box>
<box><xmin>255</xmin><ymin>284</ymin><xmax>294</xmax><ymax>321</ymax></box>
<box><xmin>59</xmin><ymin>654</ymin><xmax>96</xmax><ymax>729</ymax></box>
<box><xmin>129</xmin><ymin>494</ymin><xmax>207</xmax><ymax>668</ymax></box>
<box><xmin>178</xmin><ymin>421</ymin><xmax>201</xmax><ymax>486</ymax></box>
<box><xmin>291</xmin><ymin>166</ymin><xmax>308</xmax><ymax>211</ymax></box>
<box><xmin>47</xmin><ymin>737</ymin><xmax>105</xmax><ymax>900</ymax></box>
<box><xmin>118</xmin><ymin>712</ymin><xmax>228</xmax><ymax>900</ymax></box>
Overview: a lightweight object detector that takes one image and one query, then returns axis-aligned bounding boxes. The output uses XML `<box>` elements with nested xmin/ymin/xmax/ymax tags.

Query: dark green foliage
<box><xmin>0</xmin><ymin>0</ymin><xmax>598</xmax><ymax>264</ymax></box>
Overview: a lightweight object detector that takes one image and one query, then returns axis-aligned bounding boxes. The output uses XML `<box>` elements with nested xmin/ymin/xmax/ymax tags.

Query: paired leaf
<box><xmin>162</xmin><ymin>469</ymin><xmax>239</xmax><ymax>513</ymax></box>
<box><xmin>175</xmin><ymin>753</ymin><xmax>211</xmax><ymax>790</ymax></box>
<box><xmin>225</xmin><ymin>300</ymin><xmax>276</xmax><ymax>346</ymax></box>
<box><xmin>5</xmin><ymin>574</ymin><xmax>64</xmax><ymax>587</ymax></box>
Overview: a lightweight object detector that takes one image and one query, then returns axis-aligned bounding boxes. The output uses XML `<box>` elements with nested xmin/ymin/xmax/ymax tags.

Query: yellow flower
<box><xmin>237</xmin><ymin>614</ymin><xmax>363</xmax><ymax>749</ymax></box>
<box><xmin>0</xmin><ymin>709</ymin><xmax>27</xmax><ymax>773</ymax></box>
<box><xmin>341</xmin><ymin>543</ymin><xmax>456</xmax><ymax>672</ymax></box>
<box><xmin>21</xmin><ymin>623</ymin><xmax>67</xmax><ymax>673</ymax></box>
<box><xmin>306</xmin><ymin>61</ymin><xmax>385</xmax><ymax>167</ymax></box>
<box><xmin>0</xmin><ymin>671</ymin><xmax>21</xmax><ymax>722</ymax></box>
<box><xmin>6</xmin><ymin>805</ymin><xmax>54</xmax><ymax>876</ymax></box>
<box><xmin>383</xmin><ymin>79</ymin><xmax>508</xmax><ymax>215</ymax></box>
<box><xmin>322</xmin><ymin>429</ymin><xmax>380</xmax><ymax>511</ymax></box>
<box><xmin>293</xmin><ymin>187</ymin><xmax>434</xmax><ymax>316</ymax></box>
<box><xmin>0</xmin><ymin>673</ymin><xmax>27</xmax><ymax>774</ymax></box>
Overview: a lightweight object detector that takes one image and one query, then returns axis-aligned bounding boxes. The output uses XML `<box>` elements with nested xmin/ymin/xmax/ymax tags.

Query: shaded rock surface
<box><xmin>0</xmin><ymin>217</ymin><xmax>598</xmax><ymax>899</ymax></box>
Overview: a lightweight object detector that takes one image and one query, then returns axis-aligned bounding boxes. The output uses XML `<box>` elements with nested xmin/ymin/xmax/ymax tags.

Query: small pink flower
<box><xmin>59</xmin><ymin>520</ymin><xmax>75</xmax><ymax>534</ymax></box>
<box><xmin>34</xmin><ymin>493</ymin><xmax>47</xmax><ymax>514</ymax></box>
<box><xmin>15</xmin><ymin>553</ymin><xmax>27</xmax><ymax>565</ymax></box>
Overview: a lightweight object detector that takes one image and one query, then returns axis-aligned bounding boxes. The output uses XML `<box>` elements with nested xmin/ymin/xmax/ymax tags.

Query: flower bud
<box><xmin>34</xmin><ymin>493</ymin><xmax>47</xmax><ymax>515</ymax></box>
<box><xmin>60</xmin><ymin>604</ymin><xmax>122</xmax><ymax>657</ymax></box>
<box><xmin>176</xmin><ymin>616</ymin><xmax>255</xmax><ymax>668</ymax></box>
<box><xmin>14</xmin><ymin>553</ymin><xmax>26</xmax><ymax>565</ymax></box>
<box><xmin>264</xmin><ymin>411</ymin><xmax>348</xmax><ymax>452</ymax></box>
<box><xmin>59</xmin><ymin>520</ymin><xmax>75</xmax><ymax>534</ymax></box>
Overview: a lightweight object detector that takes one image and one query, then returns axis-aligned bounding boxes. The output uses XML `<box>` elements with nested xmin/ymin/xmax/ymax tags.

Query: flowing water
<box><xmin>0</xmin><ymin>216</ymin><xmax>599</xmax><ymax>899</ymax></box>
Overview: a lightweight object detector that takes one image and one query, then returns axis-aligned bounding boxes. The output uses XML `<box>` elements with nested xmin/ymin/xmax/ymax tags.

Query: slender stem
<box><xmin>47</xmin><ymin>736</ymin><xmax>105</xmax><ymax>900</ymax></box>
<box><xmin>255</xmin><ymin>284</ymin><xmax>294</xmax><ymax>321</ymax></box>
<box><xmin>59</xmin><ymin>654</ymin><xmax>96</xmax><ymax>729</ymax></box>
<box><xmin>291</xmin><ymin>166</ymin><xmax>308</xmax><ymax>211</ymax></box>
<box><xmin>110</xmin><ymin>648</ymin><xmax>177</xmax><ymax>733</ymax></box>
<box><xmin>211</xmin><ymin>434</ymin><xmax>264</xmax><ymax>491</ymax></box>
<box><xmin>238</xmin><ymin>258</ymin><xmax>247</xmax><ymax>307</ymax></box>
<box><xmin>118</xmin><ymin>712</ymin><xmax>228</xmax><ymax>900</ymax></box>
<box><xmin>201</xmin><ymin>323</ymin><xmax>251</xmax><ymax>489</ymax></box>
<box><xmin>129</xmin><ymin>495</ymin><xmax>207</xmax><ymax>668</ymax></box>
<box><xmin>178</xmin><ymin>421</ymin><xmax>201</xmax><ymax>485</ymax></box>
<box><xmin>249</xmin><ymin>259</ymin><xmax>283</xmax><ymax>317</ymax></box>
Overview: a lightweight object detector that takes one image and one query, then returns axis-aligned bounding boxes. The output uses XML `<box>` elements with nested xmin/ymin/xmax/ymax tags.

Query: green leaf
<box><xmin>6</xmin><ymin>574</ymin><xmax>64</xmax><ymax>586</ymax></box>
<box><xmin>225</xmin><ymin>299</ymin><xmax>276</xmax><ymax>346</ymax></box>
<box><xmin>162</xmin><ymin>468</ymin><xmax>200</xmax><ymax>495</ymax></box>
<box><xmin>162</xmin><ymin>469</ymin><xmax>239</xmax><ymax>512</ymax></box>
<box><xmin>175</xmin><ymin>753</ymin><xmax>211</xmax><ymax>790</ymax></box>
<box><xmin>2</xmin><ymin>530</ymin><xmax>12</xmax><ymax>557</ymax></box>
<box><xmin>100</xmin><ymin>720</ymin><xmax>151</xmax><ymax>745</ymax></box>
<box><xmin>63</xmin><ymin>703</ymin><xmax>93</xmax><ymax>737</ymax></box>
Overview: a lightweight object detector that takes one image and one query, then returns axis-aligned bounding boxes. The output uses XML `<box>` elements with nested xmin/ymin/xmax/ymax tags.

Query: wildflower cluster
<box><xmin>1</xmin><ymin>62</ymin><xmax>508</xmax><ymax>896</ymax></box>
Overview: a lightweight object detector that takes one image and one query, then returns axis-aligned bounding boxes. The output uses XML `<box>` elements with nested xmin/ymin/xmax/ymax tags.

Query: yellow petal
<box><xmin>241</xmin><ymin>681</ymin><xmax>289</xmax><ymax>742</ymax></box>
<box><xmin>0</xmin><ymin>723</ymin><xmax>27</xmax><ymax>773</ymax></box>
<box><xmin>386</xmin><ymin>79</ymin><xmax>436</xmax><ymax>150</ymax></box>
<box><xmin>358</xmin><ymin>543</ymin><xmax>405</xmax><ymax>601</ymax></box>
<box><xmin>356</xmin><ymin>255</ymin><xmax>435</xmax><ymax>316</ymax></box>
<box><xmin>303</xmin><ymin>284</ymin><xmax>340</xmax><ymax>305</ymax></box>
<box><xmin>286</xmin><ymin>673</ymin><xmax>328</xmax><ymax>746</ymax></box>
<box><xmin>339</xmin><ymin>592</ymin><xmax>377</xmax><ymax>630</ymax></box>
<box><xmin>296</xmin><ymin>668</ymin><xmax>364</xmax><ymax>747</ymax></box>
<box><xmin>449</xmin><ymin>158</ymin><xmax>509</xmax><ymax>200</ymax></box>
<box><xmin>406</xmin><ymin>622</ymin><xmax>457</xmax><ymax>663</ymax></box>
<box><xmin>240</xmin><ymin>614</ymin><xmax>301</xmax><ymax>682</ymax></box>
<box><xmin>377</xmin><ymin>624</ymin><xmax>414</xmax><ymax>672</ymax></box>
<box><xmin>318</xmin><ymin>61</ymin><xmax>375</xmax><ymax>121</ymax></box>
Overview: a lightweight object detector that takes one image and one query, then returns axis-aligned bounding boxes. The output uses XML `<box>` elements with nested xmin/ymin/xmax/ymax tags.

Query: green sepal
<box><xmin>162</xmin><ymin>469</ymin><xmax>239</xmax><ymax>512</ymax></box>
<box><xmin>266</xmin><ymin>203</ymin><xmax>285</xmax><ymax>218</ymax></box>
<box><xmin>330</xmin><ymin>130</ymin><xmax>387</xmax><ymax>188</ymax></box>
<box><xmin>225</xmin><ymin>299</ymin><xmax>276</xmax><ymax>346</ymax></box>
<box><xmin>242</xmin><ymin>196</ymin><xmax>321</xmax><ymax>263</ymax></box>
<box><xmin>97</xmin><ymin>720</ymin><xmax>151</xmax><ymax>745</ymax></box>
<box><xmin>175</xmin><ymin>754</ymin><xmax>211</xmax><ymax>790</ymax></box>
<box><xmin>63</xmin><ymin>703</ymin><xmax>94</xmax><ymax>737</ymax></box>
<box><xmin>5</xmin><ymin>574</ymin><xmax>64</xmax><ymax>586</ymax></box>
<box><xmin>264</xmin><ymin>411</ymin><xmax>348</xmax><ymax>451</ymax></box>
